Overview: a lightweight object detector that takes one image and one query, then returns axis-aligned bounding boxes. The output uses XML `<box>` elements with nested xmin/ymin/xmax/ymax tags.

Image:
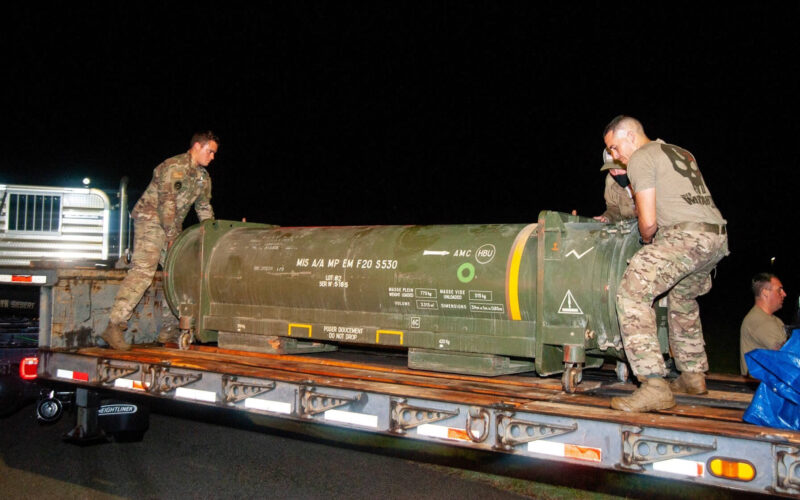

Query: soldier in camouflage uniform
<box><xmin>100</xmin><ymin>131</ymin><xmax>218</xmax><ymax>350</ymax></box>
<box><xmin>603</xmin><ymin>116</ymin><xmax>728</xmax><ymax>412</ymax></box>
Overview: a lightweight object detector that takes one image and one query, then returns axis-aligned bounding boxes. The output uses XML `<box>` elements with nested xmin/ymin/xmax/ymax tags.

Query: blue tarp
<box><xmin>742</xmin><ymin>329</ymin><xmax>800</xmax><ymax>429</ymax></box>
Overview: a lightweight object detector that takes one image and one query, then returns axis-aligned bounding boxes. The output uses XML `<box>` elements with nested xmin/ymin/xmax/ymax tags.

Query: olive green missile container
<box><xmin>163</xmin><ymin>211</ymin><xmax>655</xmax><ymax>390</ymax></box>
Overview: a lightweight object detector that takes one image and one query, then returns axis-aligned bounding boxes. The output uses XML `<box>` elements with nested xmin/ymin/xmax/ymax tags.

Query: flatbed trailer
<box><xmin>27</xmin><ymin>267</ymin><xmax>800</xmax><ymax>497</ymax></box>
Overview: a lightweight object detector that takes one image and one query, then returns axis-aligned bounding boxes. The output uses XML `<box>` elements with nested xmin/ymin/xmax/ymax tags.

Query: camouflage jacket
<box><xmin>131</xmin><ymin>152</ymin><xmax>214</xmax><ymax>242</ymax></box>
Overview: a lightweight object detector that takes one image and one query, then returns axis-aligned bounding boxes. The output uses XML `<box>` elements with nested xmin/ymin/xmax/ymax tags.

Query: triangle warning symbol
<box><xmin>558</xmin><ymin>290</ymin><xmax>583</xmax><ymax>315</ymax></box>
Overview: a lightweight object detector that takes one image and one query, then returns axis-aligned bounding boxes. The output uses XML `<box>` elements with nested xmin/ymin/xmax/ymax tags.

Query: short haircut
<box><xmin>752</xmin><ymin>272</ymin><xmax>777</xmax><ymax>298</ymax></box>
<box><xmin>603</xmin><ymin>115</ymin><xmax>644</xmax><ymax>138</ymax></box>
<box><xmin>190</xmin><ymin>131</ymin><xmax>220</xmax><ymax>148</ymax></box>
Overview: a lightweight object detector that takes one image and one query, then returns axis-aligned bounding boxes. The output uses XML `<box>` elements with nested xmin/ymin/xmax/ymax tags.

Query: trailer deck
<box><xmin>38</xmin><ymin>342</ymin><xmax>800</xmax><ymax>497</ymax></box>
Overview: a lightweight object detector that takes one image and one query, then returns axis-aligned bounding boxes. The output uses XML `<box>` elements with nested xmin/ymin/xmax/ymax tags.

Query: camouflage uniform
<box><xmin>108</xmin><ymin>152</ymin><xmax>213</xmax><ymax>333</ymax></box>
<box><xmin>616</xmin><ymin>228</ymin><xmax>728</xmax><ymax>377</ymax></box>
<box><xmin>616</xmin><ymin>140</ymin><xmax>728</xmax><ymax>380</ymax></box>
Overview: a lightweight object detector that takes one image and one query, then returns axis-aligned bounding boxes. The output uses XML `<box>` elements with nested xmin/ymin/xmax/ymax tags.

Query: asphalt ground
<box><xmin>0</xmin><ymin>398</ymin><xmax>759</xmax><ymax>500</ymax></box>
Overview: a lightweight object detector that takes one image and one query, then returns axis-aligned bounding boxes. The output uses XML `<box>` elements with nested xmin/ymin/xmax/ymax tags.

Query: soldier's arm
<box><xmin>594</xmin><ymin>179</ymin><xmax>616</xmax><ymax>222</ymax></box>
<box><xmin>600</xmin><ymin>200</ymin><xmax>622</xmax><ymax>223</ymax></box>
<box><xmin>600</xmin><ymin>179</ymin><xmax>628</xmax><ymax>223</ymax></box>
<box><xmin>156</xmin><ymin>165</ymin><xmax>180</xmax><ymax>241</ymax></box>
<box><xmin>593</xmin><ymin>214</ymin><xmax>610</xmax><ymax>223</ymax></box>
<box><xmin>194</xmin><ymin>174</ymin><xmax>214</xmax><ymax>222</ymax></box>
<box><xmin>635</xmin><ymin>188</ymin><xmax>657</xmax><ymax>242</ymax></box>
<box><xmin>762</xmin><ymin>319</ymin><xmax>788</xmax><ymax>350</ymax></box>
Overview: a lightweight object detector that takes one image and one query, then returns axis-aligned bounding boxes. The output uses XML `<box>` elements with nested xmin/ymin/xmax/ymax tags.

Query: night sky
<box><xmin>4</xmin><ymin>4</ymin><xmax>800</xmax><ymax>339</ymax></box>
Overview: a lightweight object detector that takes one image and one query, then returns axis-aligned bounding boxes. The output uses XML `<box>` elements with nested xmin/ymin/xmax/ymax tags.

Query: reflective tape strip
<box><xmin>324</xmin><ymin>409</ymin><xmax>378</xmax><ymax>428</ymax></box>
<box><xmin>0</xmin><ymin>274</ymin><xmax>47</xmax><ymax>284</ymax></box>
<box><xmin>114</xmin><ymin>378</ymin><xmax>147</xmax><ymax>391</ymax></box>
<box><xmin>244</xmin><ymin>398</ymin><xmax>292</xmax><ymax>414</ymax></box>
<box><xmin>175</xmin><ymin>387</ymin><xmax>217</xmax><ymax>403</ymax></box>
<box><xmin>56</xmin><ymin>369</ymin><xmax>89</xmax><ymax>381</ymax></box>
<box><xmin>417</xmin><ymin>424</ymin><xmax>470</xmax><ymax>441</ymax></box>
<box><xmin>653</xmin><ymin>459</ymin><xmax>704</xmax><ymax>477</ymax></box>
<box><xmin>528</xmin><ymin>440</ymin><xmax>602</xmax><ymax>463</ymax></box>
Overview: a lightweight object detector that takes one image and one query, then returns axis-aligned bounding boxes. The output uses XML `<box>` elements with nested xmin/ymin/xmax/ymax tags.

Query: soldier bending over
<box><xmin>603</xmin><ymin>116</ymin><xmax>728</xmax><ymax>412</ymax></box>
<box><xmin>101</xmin><ymin>131</ymin><xmax>218</xmax><ymax>350</ymax></box>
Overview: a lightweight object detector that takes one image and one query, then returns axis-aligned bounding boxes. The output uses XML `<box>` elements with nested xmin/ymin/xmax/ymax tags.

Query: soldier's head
<box><xmin>603</xmin><ymin>115</ymin><xmax>649</xmax><ymax>166</ymax></box>
<box><xmin>189</xmin><ymin>131</ymin><xmax>220</xmax><ymax>167</ymax></box>
<box><xmin>600</xmin><ymin>149</ymin><xmax>629</xmax><ymax>187</ymax></box>
<box><xmin>752</xmin><ymin>272</ymin><xmax>786</xmax><ymax>314</ymax></box>
<box><xmin>600</xmin><ymin>149</ymin><xmax>627</xmax><ymax>176</ymax></box>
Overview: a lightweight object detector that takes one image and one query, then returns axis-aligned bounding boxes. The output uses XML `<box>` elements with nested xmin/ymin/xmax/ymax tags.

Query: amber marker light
<box><xmin>708</xmin><ymin>457</ymin><xmax>756</xmax><ymax>481</ymax></box>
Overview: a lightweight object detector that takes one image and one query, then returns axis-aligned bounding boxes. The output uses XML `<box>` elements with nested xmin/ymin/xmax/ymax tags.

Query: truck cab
<box><xmin>0</xmin><ymin>179</ymin><xmax>130</xmax><ymax>414</ymax></box>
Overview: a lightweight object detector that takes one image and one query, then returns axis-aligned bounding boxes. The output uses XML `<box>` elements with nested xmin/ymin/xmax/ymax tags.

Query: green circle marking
<box><xmin>457</xmin><ymin>262</ymin><xmax>475</xmax><ymax>283</ymax></box>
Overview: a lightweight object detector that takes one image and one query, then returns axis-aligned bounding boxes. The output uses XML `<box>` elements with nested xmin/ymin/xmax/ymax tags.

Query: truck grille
<box><xmin>0</xmin><ymin>184</ymin><xmax>112</xmax><ymax>266</ymax></box>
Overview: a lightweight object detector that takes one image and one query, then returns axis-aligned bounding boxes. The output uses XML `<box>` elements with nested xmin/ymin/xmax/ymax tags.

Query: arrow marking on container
<box><xmin>423</xmin><ymin>250</ymin><xmax>450</xmax><ymax>256</ymax></box>
<box><xmin>558</xmin><ymin>290</ymin><xmax>583</xmax><ymax>315</ymax></box>
<box><xmin>565</xmin><ymin>247</ymin><xmax>594</xmax><ymax>259</ymax></box>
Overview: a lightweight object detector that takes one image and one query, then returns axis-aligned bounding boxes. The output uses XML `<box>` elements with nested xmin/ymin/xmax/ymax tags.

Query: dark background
<box><xmin>3</xmin><ymin>3</ymin><xmax>798</xmax><ymax>371</ymax></box>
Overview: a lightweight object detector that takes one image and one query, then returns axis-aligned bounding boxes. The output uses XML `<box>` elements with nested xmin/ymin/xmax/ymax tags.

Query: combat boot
<box><xmin>611</xmin><ymin>377</ymin><xmax>675</xmax><ymax>412</ymax></box>
<box><xmin>157</xmin><ymin>325</ymin><xmax>180</xmax><ymax>344</ymax></box>
<box><xmin>669</xmin><ymin>372</ymin><xmax>707</xmax><ymax>395</ymax></box>
<box><xmin>101</xmin><ymin>322</ymin><xmax>131</xmax><ymax>351</ymax></box>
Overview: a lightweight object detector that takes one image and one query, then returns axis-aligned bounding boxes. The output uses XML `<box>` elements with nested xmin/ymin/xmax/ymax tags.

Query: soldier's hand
<box><xmin>593</xmin><ymin>215</ymin><xmax>609</xmax><ymax>223</ymax></box>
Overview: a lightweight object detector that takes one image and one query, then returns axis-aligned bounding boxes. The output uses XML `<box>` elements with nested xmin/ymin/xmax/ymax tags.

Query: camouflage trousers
<box><xmin>109</xmin><ymin>218</ymin><xmax>178</xmax><ymax>330</ymax></box>
<box><xmin>616</xmin><ymin>228</ymin><xmax>728</xmax><ymax>378</ymax></box>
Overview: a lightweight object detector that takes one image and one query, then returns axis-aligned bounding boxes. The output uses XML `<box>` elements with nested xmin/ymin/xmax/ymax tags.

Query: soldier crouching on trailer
<box><xmin>603</xmin><ymin>116</ymin><xmax>728</xmax><ymax>412</ymax></box>
<box><xmin>100</xmin><ymin>131</ymin><xmax>218</xmax><ymax>350</ymax></box>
